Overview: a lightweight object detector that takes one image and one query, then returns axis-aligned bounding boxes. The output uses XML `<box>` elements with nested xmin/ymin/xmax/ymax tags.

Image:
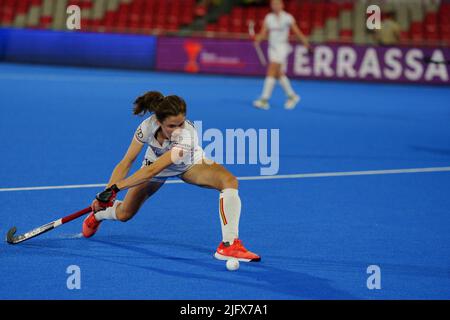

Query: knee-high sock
<box><xmin>219</xmin><ymin>189</ymin><xmax>241</xmax><ymax>244</ymax></box>
<box><xmin>279</xmin><ymin>75</ymin><xmax>296</xmax><ymax>97</ymax></box>
<box><xmin>261</xmin><ymin>76</ymin><xmax>276</xmax><ymax>100</ymax></box>
<box><xmin>94</xmin><ymin>200</ymin><xmax>121</xmax><ymax>221</ymax></box>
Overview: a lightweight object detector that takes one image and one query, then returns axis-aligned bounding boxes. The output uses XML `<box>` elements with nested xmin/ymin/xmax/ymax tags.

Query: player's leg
<box><xmin>180</xmin><ymin>161</ymin><xmax>260</xmax><ymax>262</ymax></box>
<box><xmin>115</xmin><ymin>180</ymin><xmax>165</xmax><ymax>221</ymax></box>
<box><xmin>277</xmin><ymin>46</ymin><xmax>300</xmax><ymax>109</ymax></box>
<box><xmin>253</xmin><ymin>63</ymin><xmax>280</xmax><ymax>110</ymax></box>
<box><xmin>82</xmin><ymin>181</ymin><xmax>165</xmax><ymax>237</ymax></box>
<box><xmin>279</xmin><ymin>69</ymin><xmax>300</xmax><ymax>109</ymax></box>
<box><xmin>253</xmin><ymin>46</ymin><xmax>283</xmax><ymax>110</ymax></box>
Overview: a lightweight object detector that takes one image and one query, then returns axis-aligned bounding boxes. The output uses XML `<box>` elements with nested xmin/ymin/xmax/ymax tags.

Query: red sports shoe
<box><xmin>82</xmin><ymin>212</ymin><xmax>101</xmax><ymax>238</ymax></box>
<box><xmin>214</xmin><ymin>239</ymin><xmax>261</xmax><ymax>262</ymax></box>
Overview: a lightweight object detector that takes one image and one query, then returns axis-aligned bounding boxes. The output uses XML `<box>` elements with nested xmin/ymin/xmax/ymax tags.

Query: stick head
<box><xmin>248</xmin><ymin>20</ymin><xmax>255</xmax><ymax>37</ymax></box>
<box><xmin>6</xmin><ymin>227</ymin><xmax>17</xmax><ymax>244</ymax></box>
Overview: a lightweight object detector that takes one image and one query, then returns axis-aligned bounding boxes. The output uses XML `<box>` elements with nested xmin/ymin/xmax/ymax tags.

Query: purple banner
<box><xmin>156</xmin><ymin>36</ymin><xmax>450</xmax><ymax>85</ymax></box>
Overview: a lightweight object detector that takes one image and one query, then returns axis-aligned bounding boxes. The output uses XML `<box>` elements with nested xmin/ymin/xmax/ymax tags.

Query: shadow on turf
<box><xmin>19</xmin><ymin>234</ymin><xmax>357</xmax><ymax>299</ymax></box>
<box><xmin>91</xmin><ymin>236</ymin><xmax>358</xmax><ymax>299</ymax></box>
<box><xmin>410</xmin><ymin>145</ymin><xmax>450</xmax><ymax>157</ymax></box>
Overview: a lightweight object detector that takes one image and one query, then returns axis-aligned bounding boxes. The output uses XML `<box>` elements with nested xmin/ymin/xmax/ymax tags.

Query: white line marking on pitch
<box><xmin>1</xmin><ymin>166</ymin><xmax>449</xmax><ymax>192</ymax></box>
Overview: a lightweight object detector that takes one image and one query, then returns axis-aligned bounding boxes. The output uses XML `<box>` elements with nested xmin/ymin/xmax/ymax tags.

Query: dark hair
<box><xmin>133</xmin><ymin>91</ymin><xmax>186</xmax><ymax>122</ymax></box>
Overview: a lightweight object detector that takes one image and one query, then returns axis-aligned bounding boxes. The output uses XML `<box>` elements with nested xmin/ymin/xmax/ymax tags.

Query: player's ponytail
<box><xmin>133</xmin><ymin>91</ymin><xmax>186</xmax><ymax>122</ymax></box>
<box><xmin>133</xmin><ymin>91</ymin><xmax>164</xmax><ymax>116</ymax></box>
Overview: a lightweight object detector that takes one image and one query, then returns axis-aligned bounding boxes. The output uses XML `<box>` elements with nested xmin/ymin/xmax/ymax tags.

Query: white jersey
<box><xmin>134</xmin><ymin>115</ymin><xmax>204</xmax><ymax>178</ymax></box>
<box><xmin>264</xmin><ymin>11</ymin><xmax>294</xmax><ymax>47</ymax></box>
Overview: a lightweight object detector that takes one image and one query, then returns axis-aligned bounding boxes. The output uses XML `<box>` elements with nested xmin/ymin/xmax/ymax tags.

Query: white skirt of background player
<box><xmin>268</xmin><ymin>43</ymin><xmax>293</xmax><ymax>73</ymax></box>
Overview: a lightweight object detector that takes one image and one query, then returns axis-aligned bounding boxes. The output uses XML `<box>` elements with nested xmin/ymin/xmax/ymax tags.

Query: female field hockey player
<box><xmin>253</xmin><ymin>0</ymin><xmax>312</xmax><ymax>110</ymax></box>
<box><xmin>83</xmin><ymin>91</ymin><xmax>260</xmax><ymax>262</ymax></box>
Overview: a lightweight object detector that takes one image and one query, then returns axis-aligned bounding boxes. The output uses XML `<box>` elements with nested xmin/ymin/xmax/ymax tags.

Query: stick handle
<box><xmin>248</xmin><ymin>20</ymin><xmax>255</xmax><ymax>38</ymax></box>
<box><xmin>254</xmin><ymin>44</ymin><xmax>267</xmax><ymax>66</ymax></box>
<box><xmin>61</xmin><ymin>206</ymin><xmax>92</xmax><ymax>224</ymax></box>
<box><xmin>248</xmin><ymin>21</ymin><xmax>267</xmax><ymax>66</ymax></box>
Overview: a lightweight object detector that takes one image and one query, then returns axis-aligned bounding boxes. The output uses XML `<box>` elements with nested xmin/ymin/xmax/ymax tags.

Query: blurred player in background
<box><xmin>373</xmin><ymin>10</ymin><xmax>401</xmax><ymax>46</ymax></box>
<box><xmin>83</xmin><ymin>91</ymin><xmax>260</xmax><ymax>262</ymax></box>
<box><xmin>253</xmin><ymin>0</ymin><xmax>312</xmax><ymax>110</ymax></box>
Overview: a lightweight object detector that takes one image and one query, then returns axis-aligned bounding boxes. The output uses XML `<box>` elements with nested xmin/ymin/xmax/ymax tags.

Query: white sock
<box><xmin>219</xmin><ymin>188</ymin><xmax>241</xmax><ymax>244</ymax></box>
<box><xmin>94</xmin><ymin>200</ymin><xmax>121</xmax><ymax>221</ymax></box>
<box><xmin>279</xmin><ymin>75</ymin><xmax>296</xmax><ymax>97</ymax></box>
<box><xmin>261</xmin><ymin>76</ymin><xmax>276</xmax><ymax>100</ymax></box>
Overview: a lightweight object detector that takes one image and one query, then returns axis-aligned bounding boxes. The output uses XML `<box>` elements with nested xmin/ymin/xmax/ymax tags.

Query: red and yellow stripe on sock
<box><xmin>219</xmin><ymin>198</ymin><xmax>228</xmax><ymax>225</ymax></box>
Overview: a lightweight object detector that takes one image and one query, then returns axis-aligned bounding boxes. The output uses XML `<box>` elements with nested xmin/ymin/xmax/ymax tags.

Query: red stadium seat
<box><xmin>230</xmin><ymin>7</ymin><xmax>244</xmax><ymax>31</ymax></box>
<box><xmin>426</xmin><ymin>14</ymin><xmax>436</xmax><ymax>26</ymax></box>
<box><xmin>168</xmin><ymin>14</ymin><xmax>179</xmax><ymax>25</ymax></box>
<box><xmin>90</xmin><ymin>18</ymin><xmax>101</xmax><ymax>30</ymax></box>
<box><xmin>341</xmin><ymin>2</ymin><xmax>354</xmax><ymax>11</ymax></box>
<box><xmin>325</xmin><ymin>2</ymin><xmax>339</xmax><ymax>19</ymax></box>
<box><xmin>16</xmin><ymin>0</ymin><xmax>30</xmax><ymax>14</ymax></box>
<box><xmin>246</xmin><ymin>7</ymin><xmax>257</xmax><ymax>23</ymax></box>
<box><xmin>206</xmin><ymin>23</ymin><xmax>217</xmax><ymax>32</ymax></box>
<box><xmin>166</xmin><ymin>22</ymin><xmax>179</xmax><ymax>32</ymax></box>
<box><xmin>440</xmin><ymin>21</ymin><xmax>450</xmax><ymax>43</ymax></box>
<box><xmin>1</xmin><ymin>0</ymin><xmax>15</xmax><ymax>25</ymax></box>
<box><xmin>439</xmin><ymin>4</ymin><xmax>450</xmax><ymax>24</ymax></box>
<box><xmin>286</xmin><ymin>1</ymin><xmax>296</xmax><ymax>13</ymax></box>
<box><xmin>39</xmin><ymin>16</ymin><xmax>52</xmax><ymax>29</ymax></box>
<box><xmin>312</xmin><ymin>2</ymin><xmax>325</xmax><ymax>27</ymax></box>
<box><xmin>217</xmin><ymin>15</ymin><xmax>230</xmax><ymax>33</ymax></box>
<box><xmin>300</xmin><ymin>1</ymin><xmax>313</xmax><ymax>14</ymax></box>
<box><xmin>14</xmin><ymin>0</ymin><xmax>447</xmax><ymax>42</ymax></box>
<box><xmin>340</xmin><ymin>29</ymin><xmax>353</xmax><ymax>41</ymax></box>
<box><xmin>256</xmin><ymin>7</ymin><xmax>267</xmax><ymax>21</ymax></box>
<box><xmin>400</xmin><ymin>30</ymin><xmax>410</xmax><ymax>42</ymax></box>
<box><xmin>410</xmin><ymin>22</ymin><xmax>424</xmax><ymax>43</ymax></box>
<box><xmin>410</xmin><ymin>22</ymin><xmax>423</xmax><ymax>32</ymax></box>
<box><xmin>175</xmin><ymin>0</ymin><xmax>194</xmax><ymax>25</ymax></box>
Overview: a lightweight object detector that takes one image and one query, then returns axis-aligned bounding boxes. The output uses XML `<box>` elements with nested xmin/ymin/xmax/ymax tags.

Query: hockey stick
<box><xmin>6</xmin><ymin>206</ymin><xmax>92</xmax><ymax>244</ymax></box>
<box><xmin>248</xmin><ymin>20</ymin><xmax>267</xmax><ymax>66</ymax></box>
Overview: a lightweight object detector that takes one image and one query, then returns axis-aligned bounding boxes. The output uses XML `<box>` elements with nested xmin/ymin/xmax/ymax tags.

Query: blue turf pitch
<box><xmin>0</xmin><ymin>63</ymin><xmax>449</xmax><ymax>299</ymax></box>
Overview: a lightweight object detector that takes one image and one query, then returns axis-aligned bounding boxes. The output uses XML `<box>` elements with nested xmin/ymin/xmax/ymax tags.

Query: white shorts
<box><xmin>268</xmin><ymin>43</ymin><xmax>292</xmax><ymax>72</ymax></box>
<box><xmin>141</xmin><ymin>150</ymin><xmax>205</xmax><ymax>183</ymax></box>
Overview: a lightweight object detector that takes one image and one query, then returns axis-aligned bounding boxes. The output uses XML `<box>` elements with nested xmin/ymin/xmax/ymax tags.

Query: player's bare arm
<box><xmin>91</xmin><ymin>137</ymin><xmax>143</xmax><ymax>212</ymax></box>
<box><xmin>92</xmin><ymin>150</ymin><xmax>174</xmax><ymax>212</ymax></box>
<box><xmin>115</xmin><ymin>149</ymin><xmax>174</xmax><ymax>190</ymax></box>
<box><xmin>95</xmin><ymin>137</ymin><xmax>192</xmax><ymax>206</ymax></box>
<box><xmin>291</xmin><ymin>21</ymin><xmax>312</xmax><ymax>51</ymax></box>
<box><xmin>106</xmin><ymin>137</ymin><xmax>144</xmax><ymax>188</ymax></box>
<box><xmin>254</xmin><ymin>24</ymin><xmax>267</xmax><ymax>44</ymax></box>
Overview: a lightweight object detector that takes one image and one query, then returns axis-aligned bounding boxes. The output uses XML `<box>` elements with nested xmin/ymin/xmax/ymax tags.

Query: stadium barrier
<box><xmin>0</xmin><ymin>28</ymin><xmax>157</xmax><ymax>70</ymax></box>
<box><xmin>0</xmin><ymin>29</ymin><xmax>448</xmax><ymax>85</ymax></box>
<box><xmin>156</xmin><ymin>36</ymin><xmax>450</xmax><ymax>85</ymax></box>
